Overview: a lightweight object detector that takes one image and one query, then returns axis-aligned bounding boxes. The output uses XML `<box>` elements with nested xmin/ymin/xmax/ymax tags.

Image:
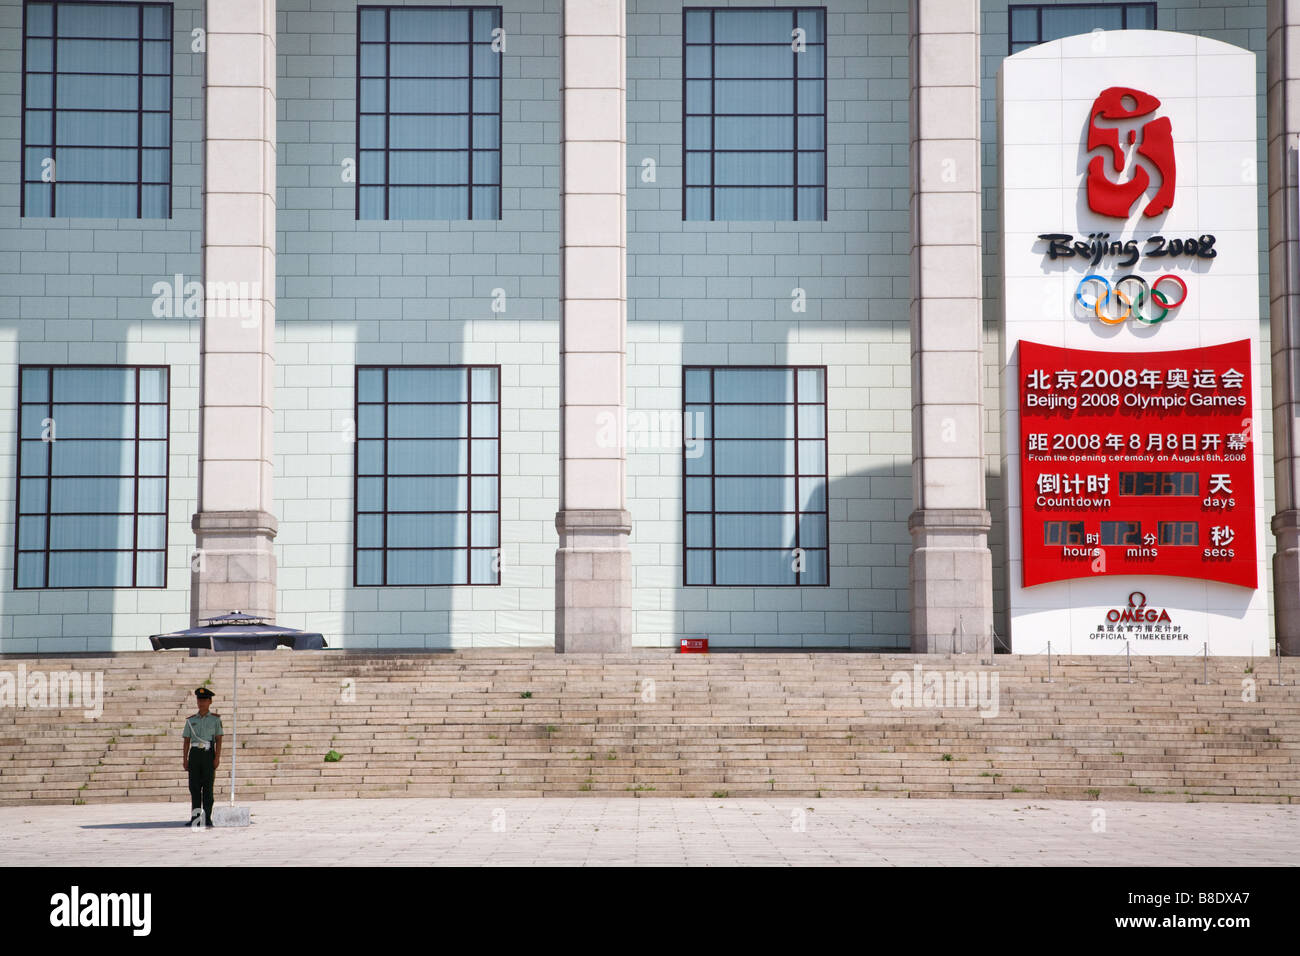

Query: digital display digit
<box><xmin>1043</xmin><ymin>521</ymin><xmax>1086</xmax><ymax>546</ymax></box>
<box><xmin>1118</xmin><ymin>471</ymin><xmax>1199</xmax><ymax>496</ymax></box>
<box><xmin>1158</xmin><ymin>521</ymin><xmax>1199</xmax><ymax>546</ymax></box>
<box><xmin>1099</xmin><ymin>521</ymin><xmax>1142</xmax><ymax>546</ymax></box>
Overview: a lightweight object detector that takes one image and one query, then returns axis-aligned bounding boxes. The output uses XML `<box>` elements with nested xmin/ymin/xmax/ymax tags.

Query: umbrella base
<box><xmin>212</xmin><ymin>805</ymin><xmax>251</xmax><ymax>827</ymax></box>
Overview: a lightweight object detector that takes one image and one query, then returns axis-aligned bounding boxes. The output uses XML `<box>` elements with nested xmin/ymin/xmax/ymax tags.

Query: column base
<box><xmin>909</xmin><ymin>508</ymin><xmax>994</xmax><ymax>655</ymax></box>
<box><xmin>191</xmin><ymin>510</ymin><xmax>278</xmax><ymax>625</ymax></box>
<box><xmin>555</xmin><ymin>509</ymin><xmax>632</xmax><ymax>653</ymax></box>
<box><xmin>1272</xmin><ymin>510</ymin><xmax>1300</xmax><ymax>655</ymax></box>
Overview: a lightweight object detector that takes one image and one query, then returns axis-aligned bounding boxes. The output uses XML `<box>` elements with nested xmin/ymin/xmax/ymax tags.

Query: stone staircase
<box><xmin>1</xmin><ymin>651</ymin><xmax>1298</xmax><ymax>806</ymax></box>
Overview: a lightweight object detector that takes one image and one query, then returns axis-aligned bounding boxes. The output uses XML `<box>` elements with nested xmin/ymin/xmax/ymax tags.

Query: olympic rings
<box><xmin>1151</xmin><ymin>273</ymin><xmax>1187</xmax><ymax>309</ymax></box>
<box><xmin>1097</xmin><ymin>288</ymin><xmax>1130</xmax><ymax>325</ymax></box>
<box><xmin>1074</xmin><ymin>274</ymin><xmax>1110</xmax><ymax>310</ymax></box>
<box><xmin>1073</xmin><ymin>274</ymin><xmax>1187</xmax><ymax>325</ymax></box>
<box><xmin>1115</xmin><ymin>275</ymin><xmax>1153</xmax><ymax>324</ymax></box>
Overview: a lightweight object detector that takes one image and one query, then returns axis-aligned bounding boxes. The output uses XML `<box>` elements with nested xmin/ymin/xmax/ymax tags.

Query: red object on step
<box><xmin>679</xmin><ymin>637</ymin><xmax>708</xmax><ymax>653</ymax></box>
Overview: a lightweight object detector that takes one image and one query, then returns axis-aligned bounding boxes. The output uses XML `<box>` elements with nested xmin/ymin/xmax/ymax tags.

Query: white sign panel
<box><xmin>998</xmin><ymin>31</ymin><xmax>1266</xmax><ymax>655</ymax></box>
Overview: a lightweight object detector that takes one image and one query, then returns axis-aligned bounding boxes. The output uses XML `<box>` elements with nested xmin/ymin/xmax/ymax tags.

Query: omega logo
<box><xmin>1105</xmin><ymin>591</ymin><xmax>1172</xmax><ymax>623</ymax></box>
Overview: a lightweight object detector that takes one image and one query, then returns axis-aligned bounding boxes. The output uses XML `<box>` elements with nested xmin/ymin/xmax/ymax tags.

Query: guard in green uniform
<box><xmin>183</xmin><ymin>688</ymin><xmax>223</xmax><ymax>827</ymax></box>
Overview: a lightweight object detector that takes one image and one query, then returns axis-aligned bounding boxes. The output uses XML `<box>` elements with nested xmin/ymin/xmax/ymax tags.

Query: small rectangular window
<box><xmin>683</xmin><ymin>7</ymin><xmax>826</xmax><ymax>222</ymax></box>
<box><xmin>1008</xmin><ymin>3</ymin><xmax>1156</xmax><ymax>54</ymax></box>
<box><xmin>22</xmin><ymin>1</ymin><xmax>173</xmax><ymax>218</ymax></box>
<box><xmin>683</xmin><ymin>366</ymin><xmax>828</xmax><ymax>586</ymax></box>
<box><xmin>354</xmin><ymin>366</ymin><xmax>501</xmax><ymax>585</ymax></box>
<box><xmin>15</xmin><ymin>366</ymin><xmax>170</xmax><ymax>588</ymax></box>
<box><xmin>356</xmin><ymin>5</ymin><xmax>503</xmax><ymax>220</ymax></box>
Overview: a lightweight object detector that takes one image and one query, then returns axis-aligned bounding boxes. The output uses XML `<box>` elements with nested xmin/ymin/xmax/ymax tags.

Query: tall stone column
<box><xmin>907</xmin><ymin>0</ymin><xmax>994</xmax><ymax>654</ymax></box>
<box><xmin>191</xmin><ymin>0</ymin><xmax>278</xmax><ymax>624</ymax></box>
<box><xmin>555</xmin><ymin>0</ymin><xmax>631</xmax><ymax>652</ymax></box>
<box><xmin>1269</xmin><ymin>0</ymin><xmax>1300</xmax><ymax>655</ymax></box>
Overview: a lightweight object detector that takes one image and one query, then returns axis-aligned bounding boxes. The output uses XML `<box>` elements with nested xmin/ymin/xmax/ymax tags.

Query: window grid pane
<box><xmin>354</xmin><ymin>365</ymin><xmax>501</xmax><ymax>586</ymax></box>
<box><xmin>683</xmin><ymin>7</ymin><xmax>826</xmax><ymax>222</ymax></box>
<box><xmin>14</xmin><ymin>365</ymin><xmax>170</xmax><ymax>588</ymax></box>
<box><xmin>1006</xmin><ymin>3</ymin><xmax>1157</xmax><ymax>52</ymax></box>
<box><xmin>356</xmin><ymin>5</ymin><xmax>503</xmax><ymax>221</ymax></box>
<box><xmin>683</xmin><ymin>366</ymin><xmax>828</xmax><ymax>587</ymax></box>
<box><xmin>22</xmin><ymin>1</ymin><xmax>173</xmax><ymax>219</ymax></box>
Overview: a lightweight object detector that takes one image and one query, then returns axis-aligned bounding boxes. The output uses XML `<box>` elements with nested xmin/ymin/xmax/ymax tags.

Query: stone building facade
<box><xmin>1</xmin><ymin>0</ymin><xmax>1297</xmax><ymax>654</ymax></box>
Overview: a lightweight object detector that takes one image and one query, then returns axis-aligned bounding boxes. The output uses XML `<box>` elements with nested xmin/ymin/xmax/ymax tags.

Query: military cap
<box><xmin>194</xmin><ymin>687</ymin><xmax>215</xmax><ymax>699</ymax></box>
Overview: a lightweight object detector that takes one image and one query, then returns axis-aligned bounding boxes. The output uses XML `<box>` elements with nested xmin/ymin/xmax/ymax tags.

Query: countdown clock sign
<box><xmin>998</xmin><ymin>31</ymin><xmax>1266</xmax><ymax>655</ymax></box>
<box><xmin>1018</xmin><ymin>339</ymin><xmax>1255</xmax><ymax>589</ymax></box>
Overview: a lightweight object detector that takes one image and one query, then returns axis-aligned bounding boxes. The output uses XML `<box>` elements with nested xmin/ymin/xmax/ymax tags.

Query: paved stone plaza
<box><xmin>1</xmin><ymin>798</ymin><xmax>1295</xmax><ymax>866</ymax></box>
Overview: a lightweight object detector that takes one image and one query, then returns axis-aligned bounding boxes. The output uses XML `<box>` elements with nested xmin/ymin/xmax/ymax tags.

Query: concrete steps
<box><xmin>1</xmin><ymin>650</ymin><xmax>1298</xmax><ymax>805</ymax></box>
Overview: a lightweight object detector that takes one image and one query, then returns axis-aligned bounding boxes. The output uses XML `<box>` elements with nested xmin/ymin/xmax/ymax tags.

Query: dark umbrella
<box><xmin>150</xmin><ymin>611</ymin><xmax>327</xmax><ymax>812</ymax></box>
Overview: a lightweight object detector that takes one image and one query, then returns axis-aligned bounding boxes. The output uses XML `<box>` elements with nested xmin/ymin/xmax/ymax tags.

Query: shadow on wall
<box><xmin>642</xmin><ymin>463</ymin><xmax>915</xmax><ymax>651</ymax></box>
<box><xmin>304</xmin><ymin>312</ymin><xmax>921</xmax><ymax>651</ymax></box>
<box><xmin>987</xmin><ymin>460</ymin><xmax>1010</xmax><ymax>649</ymax></box>
<box><xmin>0</xmin><ymin>318</ymin><xmax>199</xmax><ymax>655</ymax></box>
<box><xmin>321</xmin><ymin>321</ymin><xmax>559</xmax><ymax>651</ymax></box>
<box><xmin>619</xmin><ymin>314</ymin><xmax>914</xmax><ymax>652</ymax></box>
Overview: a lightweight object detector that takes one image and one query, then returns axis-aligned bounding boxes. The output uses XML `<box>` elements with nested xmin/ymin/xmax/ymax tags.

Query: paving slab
<box><xmin>0</xmin><ymin>797</ymin><xmax>1296</xmax><ymax>866</ymax></box>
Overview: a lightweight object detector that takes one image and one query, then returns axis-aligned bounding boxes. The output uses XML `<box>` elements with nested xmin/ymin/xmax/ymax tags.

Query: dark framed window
<box><xmin>682</xmin><ymin>6</ymin><xmax>826</xmax><ymax>221</ymax></box>
<box><xmin>15</xmin><ymin>366</ymin><xmax>170</xmax><ymax>589</ymax></box>
<box><xmin>356</xmin><ymin>5</ymin><xmax>503</xmax><ymax>220</ymax></box>
<box><xmin>683</xmin><ymin>367</ymin><xmax>828</xmax><ymax>586</ymax></box>
<box><xmin>1008</xmin><ymin>3</ymin><xmax>1156</xmax><ymax>54</ymax></box>
<box><xmin>354</xmin><ymin>366</ymin><xmax>501</xmax><ymax>586</ymax></box>
<box><xmin>21</xmin><ymin>0</ymin><xmax>173</xmax><ymax>218</ymax></box>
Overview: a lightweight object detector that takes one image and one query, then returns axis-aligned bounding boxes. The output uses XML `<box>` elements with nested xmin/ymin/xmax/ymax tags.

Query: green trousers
<box><xmin>188</xmin><ymin>746</ymin><xmax>215</xmax><ymax>824</ymax></box>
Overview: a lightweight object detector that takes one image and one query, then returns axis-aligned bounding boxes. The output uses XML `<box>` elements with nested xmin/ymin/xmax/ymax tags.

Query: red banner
<box><xmin>1018</xmin><ymin>339</ymin><xmax>1256</xmax><ymax>588</ymax></box>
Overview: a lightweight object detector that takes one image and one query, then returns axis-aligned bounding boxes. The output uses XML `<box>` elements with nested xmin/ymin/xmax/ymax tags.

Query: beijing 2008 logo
<box><xmin>1086</xmin><ymin>87</ymin><xmax>1176</xmax><ymax>219</ymax></box>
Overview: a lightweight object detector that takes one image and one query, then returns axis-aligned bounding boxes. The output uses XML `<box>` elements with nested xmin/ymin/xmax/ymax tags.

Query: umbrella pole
<box><xmin>231</xmin><ymin>649</ymin><xmax>237</xmax><ymax>805</ymax></box>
